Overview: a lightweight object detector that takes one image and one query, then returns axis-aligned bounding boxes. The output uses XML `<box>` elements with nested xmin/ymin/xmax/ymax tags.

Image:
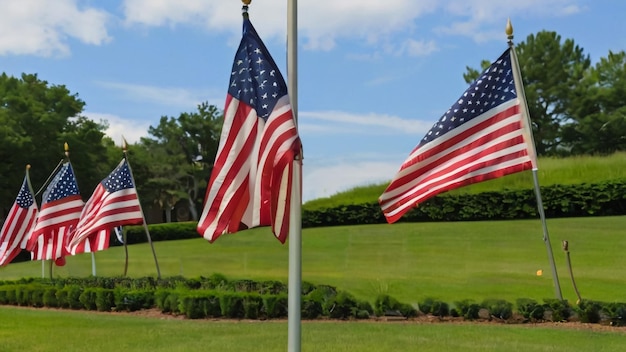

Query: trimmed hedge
<box><xmin>1</xmin><ymin>276</ymin><xmax>625</xmax><ymax>326</ymax></box>
<box><xmin>302</xmin><ymin>179</ymin><xmax>626</xmax><ymax>228</ymax></box>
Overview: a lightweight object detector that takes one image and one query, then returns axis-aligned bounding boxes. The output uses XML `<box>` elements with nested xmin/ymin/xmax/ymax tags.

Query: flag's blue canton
<box><xmin>228</xmin><ymin>18</ymin><xmax>288</xmax><ymax>121</ymax></box>
<box><xmin>16</xmin><ymin>179</ymin><xmax>34</xmax><ymax>209</ymax></box>
<box><xmin>43</xmin><ymin>163</ymin><xmax>80</xmax><ymax>203</ymax></box>
<box><xmin>421</xmin><ymin>48</ymin><xmax>517</xmax><ymax>146</ymax></box>
<box><xmin>103</xmin><ymin>161</ymin><xmax>134</xmax><ymax>192</ymax></box>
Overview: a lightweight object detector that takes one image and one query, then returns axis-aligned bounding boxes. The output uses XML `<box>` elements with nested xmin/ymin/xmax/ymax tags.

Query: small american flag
<box><xmin>0</xmin><ymin>170</ymin><xmax>39</xmax><ymax>266</ymax></box>
<box><xmin>197</xmin><ymin>14</ymin><xmax>301</xmax><ymax>243</ymax></box>
<box><xmin>27</xmin><ymin>162</ymin><xmax>84</xmax><ymax>261</ymax></box>
<box><xmin>379</xmin><ymin>48</ymin><xmax>535</xmax><ymax>223</ymax></box>
<box><xmin>66</xmin><ymin>159</ymin><xmax>143</xmax><ymax>255</ymax></box>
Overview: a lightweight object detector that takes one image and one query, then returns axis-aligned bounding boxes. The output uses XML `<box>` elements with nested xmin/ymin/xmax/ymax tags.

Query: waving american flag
<box><xmin>66</xmin><ymin>158</ymin><xmax>143</xmax><ymax>255</ymax></box>
<box><xmin>197</xmin><ymin>14</ymin><xmax>301</xmax><ymax>243</ymax></box>
<box><xmin>0</xmin><ymin>169</ymin><xmax>38</xmax><ymax>266</ymax></box>
<box><xmin>379</xmin><ymin>48</ymin><xmax>536</xmax><ymax>223</ymax></box>
<box><xmin>28</xmin><ymin>162</ymin><xmax>84</xmax><ymax>261</ymax></box>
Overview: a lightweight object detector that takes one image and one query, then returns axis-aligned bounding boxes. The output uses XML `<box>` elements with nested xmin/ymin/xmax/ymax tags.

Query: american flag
<box><xmin>66</xmin><ymin>159</ymin><xmax>143</xmax><ymax>254</ymax></box>
<box><xmin>197</xmin><ymin>15</ymin><xmax>302</xmax><ymax>243</ymax></box>
<box><xmin>0</xmin><ymin>170</ymin><xmax>39</xmax><ymax>266</ymax></box>
<box><xmin>379</xmin><ymin>48</ymin><xmax>536</xmax><ymax>223</ymax></box>
<box><xmin>27</xmin><ymin>162</ymin><xmax>84</xmax><ymax>260</ymax></box>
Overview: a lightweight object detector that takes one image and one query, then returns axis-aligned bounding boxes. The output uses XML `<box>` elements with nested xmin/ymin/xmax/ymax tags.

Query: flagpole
<box><xmin>286</xmin><ymin>0</ymin><xmax>302</xmax><ymax>351</ymax></box>
<box><xmin>122</xmin><ymin>139</ymin><xmax>162</xmax><ymax>279</ymax></box>
<box><xmin>506</xmin><ymin>19</ymin><xmax>562</xmax><ymax>300</ymax></box>
<box><xmin>63</xmin><ymin>143</ymin><xmax>98</xmax><ymax>277</ymax></box>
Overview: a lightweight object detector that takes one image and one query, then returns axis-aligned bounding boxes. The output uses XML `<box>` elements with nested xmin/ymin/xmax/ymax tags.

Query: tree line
<box><xmin>1</xmin><ymin>30</ymin><xmax>624</xmax><ymax>221</ymax></box>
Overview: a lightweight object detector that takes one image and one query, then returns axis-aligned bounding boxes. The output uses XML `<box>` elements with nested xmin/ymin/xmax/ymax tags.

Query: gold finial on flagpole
<box><xmin>242</xmin><ymin>0</ymin><xmax>251</xmax><ymax>17</ymax></box>
<box><xmin>506</xmin><ymin>18</ymin><xmax>514</xmax><ymax>43</ymax></box>
<box><xmin>26</xmin><ymin>164</ymin><xmax>31</xmax><ymax>171</ymax></box>
<box><xmin>64</xmin><ymin>142</ymin><xmax>69</xmax><ymax>158</ymax></box>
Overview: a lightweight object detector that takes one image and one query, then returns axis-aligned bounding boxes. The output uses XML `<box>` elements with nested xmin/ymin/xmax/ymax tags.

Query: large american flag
<box><xmin>66</xmin><ymin>158</ymin><xmax>143</xmax><ymax>255</ymax></box>
<box><xmin>0</xmin><ymin>170</ymin><xmax>39</xmax><ymax>266</ymax></box>
<box><xmin>379</xmin><ymin>48</ymin><xmax>536</xmax><ymax>223</ymax></box>
<box><xmin>27</xmin><ymin>162</ymin><xmax>84</xmax><ymax>260</ymax></box>
<box><xmin>197</xmin><ymin>15</ymin><xmax>302</xmax><ymax>243</ymax></box>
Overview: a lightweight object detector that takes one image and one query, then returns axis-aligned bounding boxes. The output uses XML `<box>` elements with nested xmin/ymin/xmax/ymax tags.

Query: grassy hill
<box><xmin>1</xmin><ymin>216</ymin><xmax>624</xmax><ymax>306</ymax></box>
<box><xmin>303</xmin><ymin>152</ymin><xmax>626</xmax><ymax>210</ymax></box>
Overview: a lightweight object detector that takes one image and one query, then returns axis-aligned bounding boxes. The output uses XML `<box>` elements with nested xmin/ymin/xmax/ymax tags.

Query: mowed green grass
<box><xmin>1</xmin><ymin>216</ymin><xmax>624</xmax><ymax>305</ymax></box>
<box><xmin>1</xmin><ymin>306</ymin><xmax>625</xmax><ymax>352</ymax></box>
<box><xmin>1</xmin><ymin>217</ymin><xmax>625</xmax><ymax>351</ymax></box>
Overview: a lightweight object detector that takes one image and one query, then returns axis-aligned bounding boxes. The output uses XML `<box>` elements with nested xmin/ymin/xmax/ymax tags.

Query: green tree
<box><xmin>562</xmin><ymin>50</ymin><xmax>626</xmax><ymax>154</ymax></box>
<box><xmin>134</xmin><ymin>102</ymin><xmax>223</xmax><ymax>222</ymax></box>
<box><xmin>464</xmin><ymin>31</ymin><xmax>592</xmax><ymax>155</ymax></box>
<box><xmin>0</xmin><ymin>73</ymin><xmax>114</xmax><ymax>216</ymax></box>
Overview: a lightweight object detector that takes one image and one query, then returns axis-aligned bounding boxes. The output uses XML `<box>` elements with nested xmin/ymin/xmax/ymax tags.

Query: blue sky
<box><xmin>1</xmin><ymin>0</ymin><xmax>624</xmax><ymax>202</ymax></box>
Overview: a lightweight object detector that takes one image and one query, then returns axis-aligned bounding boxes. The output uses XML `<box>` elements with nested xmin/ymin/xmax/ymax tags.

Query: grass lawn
<box><xmin>1</xmin><ymin>216</ymin><xmax>624</xmax><ymax>305</ymax></box>
<box><xmin>1</xmin><ymin>306</ymin><xmax>624</xmax><ymax>352</ymax></box>
<box><xmin>0</xmin><ymin>215</ymin><xmax>625</xmax><ymax>351</ymax></box>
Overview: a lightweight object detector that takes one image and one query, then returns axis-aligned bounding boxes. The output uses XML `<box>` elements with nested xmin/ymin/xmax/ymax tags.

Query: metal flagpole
<box><xmin>287</xmin><ymin>0</ymin><xmax>302</xmax><ymax>351</ymax></box>
<box><xmin>122</xmin><ymin>138</ymin><xmax>162</xmax><ymax>279</ymax></box>
<box><xmin>506</xmin><ymin>19</ymin><xmax>562</xmax><ymax>300</ymax></box>
<box><xmin>34</xmin><ymin>158</ymin><xmax>64</xmax><ymax>279</ymax></box>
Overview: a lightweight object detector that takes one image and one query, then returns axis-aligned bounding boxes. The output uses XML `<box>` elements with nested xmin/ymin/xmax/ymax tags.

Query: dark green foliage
<box><xmin>43</xmin><ymin>288</ymin><xmax>58</xmax><ymax>308</ymax></box>
<box><xmin>302</xmin><ymin>180</ymin><xmax>626</xmax><ymax>228</ymax></box>
<box><xmin>373</xmin><ymin>294</ymin><xmax>416</xmax><ymax>318</ymax></box>
<box><xmin>543</xmin><ymin>299</ymin><xmax>571</xmax><ymax>322</ymax></box>
<box><xmin>419</xmin><ymin>298</ymin><xmax>449</xmax><ymax>317</ymax></box>
<box><xmin>306</xmin><ymin>285</ymin><xmax>338</xmax><ymax>316</ymax></box>
<box><xmin>454</xmin><ymin>300</ymin><xmax>482</xmax><ymax>320</ymax></box>
<box><xmin>4</xmin><ymin>275</ymin><xmax>626</xmax><ymax>327</ymax></box>
<box><xmin>602</xmin><ymin>302</ymin><xmax>626</xmax><ymax>326</ymax></box>
<box><xmin>325</xmin><ymin>291</ymin><xmax>358</xmax><ymax>320</ymax></box>
<box><xmin>516</xmin><ymin>298</ymin><xmax>545</xmax><ymax>321</ymax></box>
<box><xmin>374</xmin><ymin>294</ymin><xmax>401</xmax><ymax>317</ymax></box>
<box><xmin>574</xmin><ymin>299</ymin><xmax>602</xmax><ymax>324</ymax></box>
<box><xmin>56</xmin><ymin>285</ymin><xmax>83</xmax><ymax>310</ymax></box>
<box><xmin>157</xmin><ymin>291</ymin><xmax>181</xmax><ymax>314</ymax></box>
<box><xmin>262</xmin><ymin>294</ymin><xmax>288</xmax><ymax>319</ymax></box>
<box><xmin>398</xmin><ymin>303</ymin><xmax>418</xmax><ymax>318</ymax></box>
<box><xmin>243</xmin><ymin>294</ymin><xmax>263</xmax><ymax>319</ymax></box>
<box><xmin>122</xmin><ymin>222</ymin><xmax>199</xmax><ymax>245</ymax></box>
<box><xmin>79</xmin><ymin>288</ymin><xmax>98</xmax><ymax>310</ymax></box>
<box><xmin>301</xmin><ymin>281</ymin><xmax>317</xmax><ymax>295</ymax></box>
<box><xmin>114</xmin><ymin>289</ymin><xmax>154</xmax><ymax>312</ymax></box>
<box><xmin>431</xmin><ymin>301</ymin><xmax>450</xmax><ymax>317</ymax></box>
<box><xmin>95</xmin><ymin>289</ymin><xmax>115</xmax><ymax>312</ymax></box>
<box><xmin>179</xmin><ymin>296</ymin><xmax>204</xmax><ymax>319</ymax></box>
<box><xmin>482</xmin><ymin>299</ymin><xmax>513</xmax><ymax>320</ymax></box>
<box><xmin>301</xmin><ymin>296</ymin><xmax>323</xmax><ymax>319</ymax></box>
<box><xmin>220</xmin><ymin>292</ymin><xmax>245</xmax><ymax>319</ymax></box>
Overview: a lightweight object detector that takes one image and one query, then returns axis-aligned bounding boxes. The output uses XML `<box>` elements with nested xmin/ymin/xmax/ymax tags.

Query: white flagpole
<box><xmin>287</xmin><ymin>0</ymin><xmax>302</xmax><ymax>351</ymax></box>
<box><xmin>506</xmin><ymin>19</ymin><xmax>562</xmax><ymax>300</ymax></box>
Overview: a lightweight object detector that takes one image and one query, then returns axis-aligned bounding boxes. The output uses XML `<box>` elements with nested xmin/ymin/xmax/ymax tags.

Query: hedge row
<box><xmin>94</xmin><ymin>179</ymin><xmax>626</xmax><ymax>246</ymax></box>
<box><xmin>0</xmin><ymin>277</ymin><xmax>385</xmax><ymax>320</ymax></box>
<box><xmin>0</xmin><ymin>276</ymin><xmax>625</xmax><ymax>326</ymax></box>
<box><xmin>302</xmin><ymin>179</ymin><xmax>626</xmax><ymax>227</ymax></box>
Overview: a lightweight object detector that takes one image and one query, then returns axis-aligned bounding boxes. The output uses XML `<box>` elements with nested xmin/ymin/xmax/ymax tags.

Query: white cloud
<box><xmin>301</xmin><ymin>110</ymin><xmax>432</xmax><ymax>135</ymax></box>
<box><xmin>120</xmin><ymin>0</ymin><xmax>583</xmax><ymax>54</ymax></box>
<box><xmin>303</xmin><ymin>159</ymin><xmax>401</xmax><ymax>202</ymax></box>
<box><xmin>85</xmin><ymin>112</ymin><xmax>150</xmax><ymax>145</ymax></box>
<box><xmin>400</xmin><ymin>39</ymin><xmax>439</xmax><ymax>57</ymax></box>
<box><xmin>437</xmin><ymin>0</ymin><xmax>583</xmax><ymax>42</ymax></box>
<box><xmin>0</xmin><ymin>0</ymin><xmax>111</xmax><ymax>57</ymax></box>
<box><xmin>121</xmin><ymin>0</ymin><xmax>439</xmax><ymax>50</ymax></box>
<box><xmin>96</xmin><ymin>81</ymin><xmax>219</xmax><ymax>109</ymax></box>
